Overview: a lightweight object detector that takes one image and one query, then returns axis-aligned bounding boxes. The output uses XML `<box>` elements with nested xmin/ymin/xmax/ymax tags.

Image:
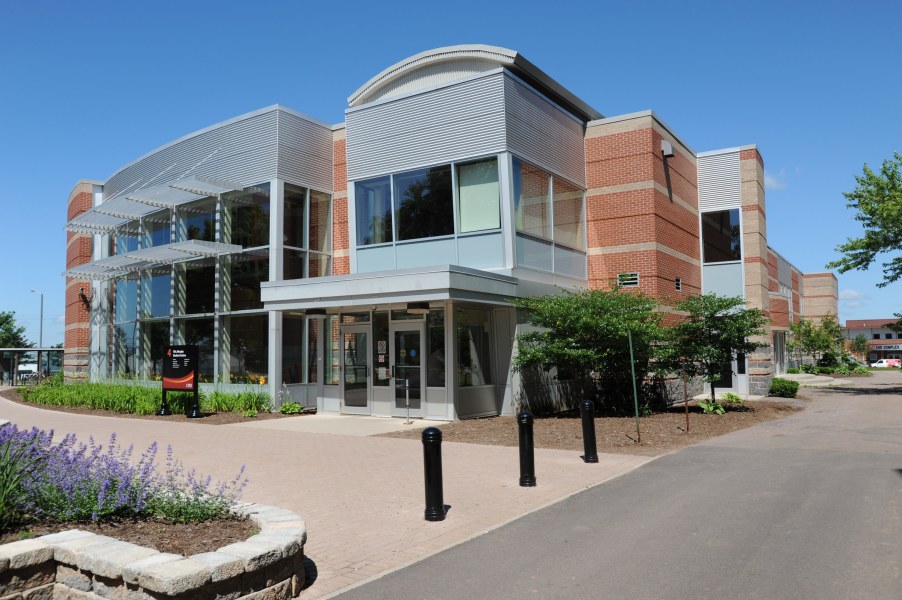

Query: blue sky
<box><xmin>1</xmin><ymin>0</ymin><xmax>900</xmax><ymax>346</ymax></box>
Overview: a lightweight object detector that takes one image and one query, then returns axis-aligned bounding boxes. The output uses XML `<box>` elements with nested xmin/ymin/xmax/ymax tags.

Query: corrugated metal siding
<box><xmin>277</xmin><ymin>112</ymin><xmax>334</xmax><ymax>193</ymax></box>
<box><xmin>698</xmin><ymin>152</ymin><xmax>741</xmax><ymax>211</ymax></box>
<box><xmin>104</xmin><ymin>110</ymin><xmax>281</xmax><ymax>198</ymax></box>
<box><xmin>504</xmin><ymin>75</ymin><xmax>586</xmax><ymax>187</ymax></box>
<box><xmin>361</xmin><ymin>59</ymin><xmax>500</xmax><ymax>105</ymax></box>
<box><xmin>346</xmin><ymin>72</ymin><xmax>508</xmax><ymax>181</ymax></box>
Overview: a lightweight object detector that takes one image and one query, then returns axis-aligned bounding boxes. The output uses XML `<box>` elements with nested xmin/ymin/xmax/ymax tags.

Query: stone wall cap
<box><xmin>189</xmin><ymin>551</ymin><xmax>245</xmax><ymax>582</ymax></box>
<box><xmin>137</xmin><ymin>557</ymin><xmax>211</xmax><ymax>595</ymax></box>
<box><xmin>0</xmin><ymin>538</ymin><xmax>53</xmax><ymax>570</ymax></box>
<box><xmin>121</xmin><ymin>552</ymin><xmax>183</xmax><ymax>584</ymax></box>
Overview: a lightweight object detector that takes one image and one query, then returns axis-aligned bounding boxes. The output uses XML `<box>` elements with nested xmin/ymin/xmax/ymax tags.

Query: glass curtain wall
<box><xmin>112</xmin><ymin>181</ymin><xmax>331</xmax><ymax>384</ymax></box>
<box><xmin>354</xmin><ymin>157</ymin><xmax>501</xmax><ymax>248</ymax></box>
<box><xmin>513</xmin><ymin>157</ymin><xmax>586</xmax><ymax>275</ymax></box>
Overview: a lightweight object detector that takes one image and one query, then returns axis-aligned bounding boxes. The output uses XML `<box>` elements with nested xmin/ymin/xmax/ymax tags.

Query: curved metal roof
<box><xmin>347</xmin><ymin>44</ymin><xmax>603</xmax><ymax>121</ymax></box>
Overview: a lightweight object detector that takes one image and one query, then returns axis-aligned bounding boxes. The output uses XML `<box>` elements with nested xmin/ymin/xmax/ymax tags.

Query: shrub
<box><xmin>697</xmin><ymin>400</ymin><xmax>725</xmax><ymax>415</ymax></box>
<box><xmin>279</xmin><ymin>402</ymin><xmax>304</xmax><ymax>415</ymax></box>
<box><xmin>0</xmin><ymin>425</ymin><xmax>247</xmax><ymax>531</ymax></box>
<box><xmin>20</xmin><ymin>380</ymin><xmax>271</xmax><ymax>416</ymax></box>
<box><xmin>769</xmin><ymin>377</ymin><xmax>799</xmax><ymax>398</ymax></box>
<box><xmin>853</xmin><ymin>366</ymin><xmax>870</xmax><ymax>375</ymax></box>
<box><xmin>800</xmin><ymin>364</ymin><xmax>819</xmax><ymax>375</ymax></box>
<box><xmin>786</xmin><ymin>368</ymin><xmax>800</xmax><ymax>374</ymax></box>
<box><xmin>816</xmin><ymin>366</ymin><xmax>835</xmax><ymax>375</ymax></box>
<box><xmin>833</xmin><ymin>365</ymin><xmax>852</xmax><ymax>375</ymax></box>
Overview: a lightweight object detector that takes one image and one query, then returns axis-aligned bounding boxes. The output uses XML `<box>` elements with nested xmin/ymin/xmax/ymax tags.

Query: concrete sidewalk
<box><xmin>0</xmin><ymin>388</ymin><xmax>652</xmax><ymax>599</ymax></box>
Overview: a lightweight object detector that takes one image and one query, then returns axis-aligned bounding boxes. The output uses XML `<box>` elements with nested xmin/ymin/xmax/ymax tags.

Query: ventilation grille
<box><xmin>618</xmin><ymin>272</ymin><xmax>640</xmax><ymax>288</ymax></box>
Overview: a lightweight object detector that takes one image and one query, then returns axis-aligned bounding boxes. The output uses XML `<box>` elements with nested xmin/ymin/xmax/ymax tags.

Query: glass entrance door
<box><xmin>340</xmin><ymin>325</ymin><xmax>371</xmax><ymax>415</ymax></box>
<box><xmin>391</xmin><ymin>324</ymin><xmax>425</xmax><ymax>418</ymax></box>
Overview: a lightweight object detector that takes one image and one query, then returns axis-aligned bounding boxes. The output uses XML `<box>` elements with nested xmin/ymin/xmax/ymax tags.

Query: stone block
<box><xmin>241</xmin><ymin>579</ymin><xmax>291</xmax><ymax>600</ymax></box>
<box><xmin>245</xmin><ymin>534</ymin><xmax>301</xmax><ymax>558</ymax></box>
<box><xmin>56</xmin><ymin>565</ymin><xmax>91</xmax><ymax>592</ymax></box>
<box><xmin>88</xmin><ymin>574</ymin><xmax>120</xmax><ymax>600</ymax></box>
<box><xmin>37</xmin><ymin>530</ymin><xmax>93</xmax><ymax>545</ymax></box>
<box><xmin>76</xmin><ymin>541</ymin><xmax>158</xmax><ymax>579</ymax></box>
<box><xmin>188</xmin><ymin>552</ymin><xmax>244</xmax><ymax>583</ymax></box>
<box><xmin>217</xmin><ymin>542</ymin><xmax>282</xmax><ymax>571</ymax></box>
<box><xmin>121</xmin><ymin>554</ymin><xmax>182</xmax><ymax>585</ymax></box>
<box><xmin>0</xmin><ymin>562</ymin><xmax>55</xmax><ymax>596</ymax></box>
<box><xmin>0</xmin><ymin>540</ymin><xmax>54</xmax><ymax>570</ymax></box>
<box><xmin>136</xmin><ymin>558</ymin><xmax>211</xmax><ymax>596</ymax></box>
<box><xmin>23</xmin><ymin>582</ymin><xmax>54</xmax><ymax>599</ymax></box>
<box><xmin>52</xmin><ymin>535</ymin><xmax>117</xmax><ymax>567</ymax></box>
<box><xmin>52</xmin><ymin>583</ymin><xmax>105</xmax><ymax>599</ymax></box>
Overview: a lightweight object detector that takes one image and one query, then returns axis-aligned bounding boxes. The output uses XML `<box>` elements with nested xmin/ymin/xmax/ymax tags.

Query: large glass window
<box><xmin>142</xmin><ymin>269</ymin><xmax>171</xmax><ymax>319</ymax></box>
<box><xmin>224</xmin><ymin>184</ymin><xmax>270</xmax><ymax>248</ymax></box>
<box><xmin>114</xmin><ymin>322</ymin><xmax>137</xmax><ymax>376</ymax></box>
<box><xmin>182</xmin><ymin>318</ymin><xmax>214</xmax><ymax>380</ymax></box>
<box><xmin>183</xmin><ymin>260</ymin><xmax>216</xmax><ymax>315</ymax></box>
<box><xmin>282</xmin><ymin>313</ymin><xmax>305</xmax><ymax>384</ymax></box>
<box><xmin>115</xmin><ymin>278</ymin><xmax>137</xmax><ymax>323</ymax></box>
<box><xmin>457</xmin><ymin>308</ymin><xmax>492</xmax><ymax>387</ymax></box>
<box><xmin>457</xmin><ymin>159</ymin><xmax>500</xmax><ymax>233</ymax></box>
<box><xmin>143</xmin><ymin>320</ymin><xmax>169</xmax><ymax>379</ymax></box>
<box><xmin>116</xmin><ymin>230</ymin><xmax>138</xmax><ymax>255</ymax></box>
<box><xmin>284</xmin><ymin>184</ymin><xmax>307</xmax><ymax>248</ymax></box>
<box><xmin>145</xmin><ymin>215</ymin><xmax>171</xmax><ymax>247</ymax></box>
<box><xmin>394</xmin><ymin>165</ymin><xmax>453</xmax><ymax>241</ymax></box>
<box><xmin>284</xmin><ymin>249</ymin><xmax>306</xmax><ymax>280</ymax></box>
<box><xmin>702</xmin><ymin>209</ymin><xmax>741</xmax><ymax>263</ymax></box>
<box><xmin>514</xmin><ymin>158</ymin><xmax>551</xmax><ymax>240</ymax></box>
<box><xmin>226</xmin><ymin>315</ymin><xmax>268</xmax><ymax>383</ymax></box>
<box><xmin>227</xmin><ymin>250</ymin><xmax>268</xmax><ymax>311</ymax></box>
<box><xmin>309</xmin><ymin>190</ymin><xmax>331</xmax><ymax>255</ymax></box>
<box><xmin>552</xmin><ymin>177</ymin><xmax>585</xmax><ymax>250</ymax></box>
<box><xmin>355</xmin><ymin>176</ymin><xmax>392</xmax><ymax>246</ymax></box>
<box><xmin>178</xmin><ymin>199</ymin><xmax>215</xmax><ymax>242</ymax></box>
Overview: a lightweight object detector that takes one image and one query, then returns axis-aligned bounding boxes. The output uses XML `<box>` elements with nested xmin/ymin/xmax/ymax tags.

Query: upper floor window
<box><xmin>701</xmin><ymin>209</ymin><xmax>741</xmax><ymax>263</ymax></box>
<box><xmin>458</xmin><ymin>159</ymin><xmax>500</xmax><ymax>233</ymax></box>
<box><xmin>354</xmin><ymin>157</ymin><xmax>500</xmax><ymax>247</ymax></box>
<box><xmin>395</xmin><ymin>165</ymin><xmax>453</xmax><ymax>241</ymax></box>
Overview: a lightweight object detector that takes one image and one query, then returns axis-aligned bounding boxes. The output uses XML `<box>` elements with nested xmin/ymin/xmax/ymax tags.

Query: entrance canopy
<box><xmin>262</xmin><ymin>265</ymin><xmax>520</xmax><ymax>311</ymax></box>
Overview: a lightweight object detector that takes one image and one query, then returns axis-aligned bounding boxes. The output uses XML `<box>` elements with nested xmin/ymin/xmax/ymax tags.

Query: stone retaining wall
<box><xmin>0</xmin><ymin>503</ymin><xmax>306</xmax><ymax>599</ymax></box>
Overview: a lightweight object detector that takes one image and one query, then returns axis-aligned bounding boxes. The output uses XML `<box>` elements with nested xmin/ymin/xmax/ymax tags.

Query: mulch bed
<box><xmin>379</xmin><ymin>399</ymin><xmax>807</xmax><ymax>457</ymax></box>
<box><xmin>0</xmin><ymin>517</ymin><xmax>256</xmax><ymax>556</ymax></box>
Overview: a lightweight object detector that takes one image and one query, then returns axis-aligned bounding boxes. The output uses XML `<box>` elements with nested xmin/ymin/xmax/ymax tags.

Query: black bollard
<box><xmin>422</xmin><ymin>427</ymin><xmax>445</xmax><ymax>521</ymax></box>
<box><xmin>580</xmin><ymin>399</ymin><xmax>599</xmax><ymax>463</ymax></box>
<box><xmin>517</xmin><ymin>410</ymin><xmax>536</xmax><ymax>487</ymax></box>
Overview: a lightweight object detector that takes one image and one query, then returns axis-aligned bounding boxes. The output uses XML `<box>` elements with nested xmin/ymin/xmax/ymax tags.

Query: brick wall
<box><xmin>64</xmin><ymin>182</ymin><xmax>94</xmax><ymax>382</ymax></box>
<box><xmin>801</xmin><ymin>272</ymin><xmax>839</xmax><ymax>320</ymax></box>
<box><xmin>584</xmin><ymin>114</ymin><xmax>700</xmax><ymax>305</ymax></box>
<box><xmin>332</xmin><ymin>130</ymin><xmax>350</xmax><ymax>275</ymax></box>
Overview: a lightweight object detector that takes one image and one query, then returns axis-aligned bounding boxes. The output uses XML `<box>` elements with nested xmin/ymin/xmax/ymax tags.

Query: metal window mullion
<box><xmin>549</xmin><ymin>175</ymin><xmax>555</xmax><ymax>274</ymax></box>
<box><xmin>213</xmin><ymin>194</ymin><xmax>222</xmax><ymax>382</ymax></box>
<box><xmin>450</xmin><ymin>161</ymin><xmax>461</xmax><ymax>265</ymax></box>
<box><xmin>304</xmin><ymin>187</ymin><xmax>311</xmax><ymax>279</ymax></box>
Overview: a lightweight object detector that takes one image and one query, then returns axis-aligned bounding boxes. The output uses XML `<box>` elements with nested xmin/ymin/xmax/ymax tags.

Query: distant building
<box><xmin>65</xmin><ymin>45</ymin><xmax>838</xmax><ymax>417</ymax></box>
<box><xmin>844</xmin><ymin>318</ymin><xmax>902</xmax><ymax>362</ymax></box>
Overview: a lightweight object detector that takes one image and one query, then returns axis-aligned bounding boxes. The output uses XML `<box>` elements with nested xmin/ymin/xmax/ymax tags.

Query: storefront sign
<box><xmin>873</xmin><ymin>344</ymin><xmax>902</xmax><ymax>351</ymax></box>
<box><xmin>162</xmin><ymin>345</ymin><xmax>198</xmax><ymax>391</ymax></box>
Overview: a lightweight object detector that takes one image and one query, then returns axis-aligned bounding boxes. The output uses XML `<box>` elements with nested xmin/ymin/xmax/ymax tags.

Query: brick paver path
<box><xmin>0</xmin><ymin>390</ymin><xmax>651</xmax><ymax>598</ymax></box>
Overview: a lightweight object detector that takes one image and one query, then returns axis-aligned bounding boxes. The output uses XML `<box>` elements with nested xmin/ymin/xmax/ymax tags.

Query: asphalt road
<box><xmin>333</xmin><ymin>373</ymin><xmax>902</xmax><ymax>600</ymax></box>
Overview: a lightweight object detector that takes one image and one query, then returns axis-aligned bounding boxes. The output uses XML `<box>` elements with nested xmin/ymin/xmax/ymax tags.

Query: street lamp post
<box><xmin>30</xmin><ymin>289</ymin><xmax>43</xmax><ymax>375</ymax></box>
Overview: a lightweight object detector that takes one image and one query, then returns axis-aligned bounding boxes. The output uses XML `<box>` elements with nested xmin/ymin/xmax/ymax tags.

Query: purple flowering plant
<box><xmin>0</xmin><ymin>424</ymin><xmax>248</xmax><ymax>531</ymax></box>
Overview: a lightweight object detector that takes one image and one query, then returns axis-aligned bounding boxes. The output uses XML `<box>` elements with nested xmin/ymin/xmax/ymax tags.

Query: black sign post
<box><xmin>160</xmin><ymin>345</ymin><xmax>202</xmax><ymax>418</ymax></box>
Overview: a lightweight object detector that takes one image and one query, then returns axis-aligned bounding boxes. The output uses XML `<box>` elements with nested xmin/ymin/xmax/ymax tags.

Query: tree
<box><xmin>850</xmin><ymin>334</ymin><xmax>869</xmax><ymax>357</ymax></box>
<box><xmin>0</xmin><ymin>311</ymin><xmax>32</xmax><ymax>348</ymax></box>
<box><xmin>512</xmin><ymin>288</ymin><xmax>663</xmax><ymax>413</ymax></box>
<box><xmin>661</xmin><ymin>294</ymin><xmax>768</xmax><ymax>407</ymax></box>
<box><xmin>787</xmin><ymin>314</ymin><xmax>845</xmax><ymax>368</ymax></box>
<box><xmin>826</xmin><ymin>152</ymin><xmax>902</xmax><ymax>287</ymax></box>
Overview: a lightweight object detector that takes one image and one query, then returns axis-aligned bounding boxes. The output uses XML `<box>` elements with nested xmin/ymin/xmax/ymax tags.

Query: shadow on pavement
<box><xmin>301</xmin><ymin>556</ymin><xmax>318</xmax><ymax>591</ymax></box>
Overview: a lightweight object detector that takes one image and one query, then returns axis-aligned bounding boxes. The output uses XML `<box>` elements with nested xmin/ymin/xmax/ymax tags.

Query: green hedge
<box><xmin>769</xmin><ymin>377</ymin><xmax>800</xmax><ymax>398</ymax></box>
<box><xmin>20</xmin><ymin>381</ymin><xmax>271</xmax><ymax>415</ymax></box>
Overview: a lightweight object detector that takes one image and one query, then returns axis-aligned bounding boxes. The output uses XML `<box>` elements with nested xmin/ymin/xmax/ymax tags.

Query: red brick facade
<box><xmin>584</xmin><ymin>116</ymin><xmax>700</xmax><ymax>307</ymax></box>
<box><xmin>64</xmin><ymin>183</ymin><xmax>95</xmax><ymax>382</ymax></box>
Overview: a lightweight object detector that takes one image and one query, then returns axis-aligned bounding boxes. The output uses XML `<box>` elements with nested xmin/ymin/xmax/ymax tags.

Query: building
<box><xmin>65</xmin><ymin>45</ymin><xmax>838</xmax><ymax>418</ymax></box>
<box><xmin>843</xmin><ymin>319</ymin><xmax>902</xmax><ymax>362</ymax></box>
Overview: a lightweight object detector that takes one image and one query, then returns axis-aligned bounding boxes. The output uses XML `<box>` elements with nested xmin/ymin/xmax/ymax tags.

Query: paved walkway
<box><xmin>0</xmin><ymin>388</ymin><xmax>651</xmax><ymax>599</ymax></box>
<box><xmin>332</xmin><ymin>371</ymin><xmax>902</xmax><ymax>600</ymax></box>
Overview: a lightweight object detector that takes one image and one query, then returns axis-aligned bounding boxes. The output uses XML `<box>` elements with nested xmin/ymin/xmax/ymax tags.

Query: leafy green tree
<box><xmin>850</xmin><ymin>334</ymin><xmax>870</xmax><ymax>356</ymax></box>
<box><xmin>0</xmin><ymin>311</ymin><xmax>31</xmax><ymax>348</ymax></box>
<box><xmin>815</xmin><ymin>314</ymin><xmax>845</xmax><ymax>365</ymax></box>
<box><xmin>661</xmin><ymin>294</ymin><xmax>768</xmax><ymax>407</ymax></box>
<box><xmin>826</xmin><ymin>152</ymin><xmax>902</xmax><ymax>286</ymax></box>
<box><xmin>787</xmin><ymin>319</ymin><xmax>815</xmax><ymax>367</ymax></box>
<box><xmin>512</xmin><ymin>288</ymin><xmax>663</xmax><ymax>413</ymax></box>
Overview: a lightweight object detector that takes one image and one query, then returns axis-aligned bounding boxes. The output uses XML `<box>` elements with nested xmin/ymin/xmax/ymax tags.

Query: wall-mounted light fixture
<box><xmin>78</xmin><ymin>286</ymin><xmax>95</xmax><ymax>312</ymax></box>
